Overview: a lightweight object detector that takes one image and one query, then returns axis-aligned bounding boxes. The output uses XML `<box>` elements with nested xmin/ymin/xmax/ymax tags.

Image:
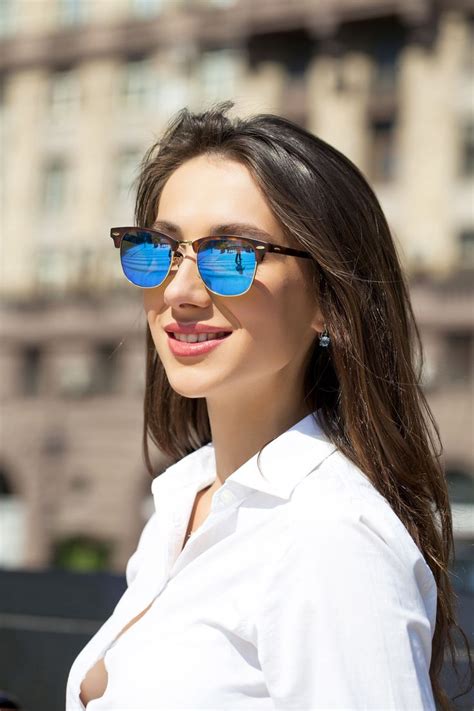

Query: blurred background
<box><xmin>0</xmin><ymin>0</ymin><xmax>473</xmax><ymax>708</ymax></box>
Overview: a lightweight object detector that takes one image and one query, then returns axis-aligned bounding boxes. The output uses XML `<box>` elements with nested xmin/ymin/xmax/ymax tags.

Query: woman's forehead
<box><xmin>155</xmin><ymin>155</ymin><xmax>284</xmax><ymax>240</ymax></box>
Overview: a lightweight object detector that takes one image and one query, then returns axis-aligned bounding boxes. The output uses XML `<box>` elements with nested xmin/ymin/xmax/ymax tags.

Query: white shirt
<box><xmin>65</xmin><ymin>410</ymin><xmax>437</xmax><ymax>710</ymax></box>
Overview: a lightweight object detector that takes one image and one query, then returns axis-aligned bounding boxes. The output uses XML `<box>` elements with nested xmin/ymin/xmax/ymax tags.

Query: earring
<box><xmin>319</xmin><ymin>327</ymin><xmax>330</xmax><ymax>348</ymax></box>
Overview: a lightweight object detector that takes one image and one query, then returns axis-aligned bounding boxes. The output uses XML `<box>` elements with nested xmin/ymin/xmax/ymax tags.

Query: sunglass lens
<box><xmin>197</xmin><ymin>238</ymin><xmax>256</xmax><ymax>296</ymax></box>
<box><xmin>120</xmin><ymin>230</ymin><xmax>172</xmax><ymax>288</ymax></box>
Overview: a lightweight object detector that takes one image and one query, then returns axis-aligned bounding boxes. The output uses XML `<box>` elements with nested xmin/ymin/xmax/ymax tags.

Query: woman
<box><xmin>66</xmin><ymin>102</ymin><xmax>471</xmax><ymax>709</ymax></box>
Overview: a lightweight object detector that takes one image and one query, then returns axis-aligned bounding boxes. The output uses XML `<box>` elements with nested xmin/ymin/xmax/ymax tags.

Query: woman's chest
<box><xmin>78</xmin><ymin>546</ymin><xmax>269</xmax><ymax>709</ymax></box>
<box><xmin>80</xmin><ymin>487</ymin><xmax>215</xmax><ymax>707</ymax></box>
<box><xmin>70</xmin><ymin>496</ymin><xmax>286</xmax><ymax>708</ymax></box>
<box><xmin>80</xmin><ymin>595</ymin><xmax>266</xmax><ymax>709</ymax></box>
<box><xmin>79</xmin><ymin>601</ymin><xmax>155</xmax><ymax>708</ymax></box>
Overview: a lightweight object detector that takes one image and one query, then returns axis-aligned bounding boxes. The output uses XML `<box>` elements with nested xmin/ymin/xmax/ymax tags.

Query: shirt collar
<box><xmin>225</xmin><ymin>409</ymin><xmax>337</xmax><ymax>499</ymax></box>
<box><xmin>152</xmin><ymin>410</ymin><xmax>338</xmax><ymax>502</ymax></box>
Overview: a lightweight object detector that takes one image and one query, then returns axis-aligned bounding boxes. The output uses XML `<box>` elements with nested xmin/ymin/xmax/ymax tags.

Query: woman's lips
<box><xmin>166</xmin><ymin>332</ymin><xmax>232</xmax><ymax>357</ymax></box>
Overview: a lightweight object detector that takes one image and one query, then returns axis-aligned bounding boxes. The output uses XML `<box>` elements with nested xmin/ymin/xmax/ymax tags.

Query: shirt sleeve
<box><xmin>255</xmin><ymin>498</ymin><xmax>437</xmax><ymax>710</ymax></box>
<box><xmin>125</xmin><ymin>511</ymin><xmax>158</xmax><ymax>587</ymax></box>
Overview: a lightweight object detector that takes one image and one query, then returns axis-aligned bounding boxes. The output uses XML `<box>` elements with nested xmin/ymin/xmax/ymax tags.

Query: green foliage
<box><xmin>52</xmin><ymin>536</ymin><xmax>112</xmax><ymax>571</ymax></box>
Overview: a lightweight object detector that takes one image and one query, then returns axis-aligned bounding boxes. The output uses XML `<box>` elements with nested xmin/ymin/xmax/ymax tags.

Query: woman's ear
<box><xmin>310</xmin><ymin>306</ymin><xmax>325</xmax><ymax>335</ymax></box>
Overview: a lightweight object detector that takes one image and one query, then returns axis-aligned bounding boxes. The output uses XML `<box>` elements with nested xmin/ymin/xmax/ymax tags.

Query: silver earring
<box><xmin>319</xmin><ymin>327</ymin><xmax>330</xmax><ymax>348</ymax></box>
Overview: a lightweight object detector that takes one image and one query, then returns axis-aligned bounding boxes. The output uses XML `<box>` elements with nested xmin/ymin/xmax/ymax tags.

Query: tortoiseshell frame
<box><xmin>110</xmin><ymin>226</ymin><xmax>312</xmax><ymax>296</ymax></box>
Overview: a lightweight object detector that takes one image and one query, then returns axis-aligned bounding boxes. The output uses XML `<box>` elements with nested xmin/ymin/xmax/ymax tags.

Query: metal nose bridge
<box><xmin>173</xmin><ymin>240</ymin><xmax>198</xmax><ymax>266</ymax></box>
<box><xmin>172</xmin><ymin>240</ymin><xmax>202</xmax><ymax>282</ymax></box>
<box><xmin>174</xmin><ymin>240</ymin><xmax>195</xmax><ymax>256</ymax></box>
<box><xmin>174</xmin><ymin>239</ymin><xmax>195</xmax><ymax>254</ymax></box>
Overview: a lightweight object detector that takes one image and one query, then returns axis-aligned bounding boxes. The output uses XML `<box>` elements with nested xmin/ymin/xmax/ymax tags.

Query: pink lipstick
<box><xmin>166</xmin><ymin>332</ymin><xmax>232</xmax><ymax>357</ymax></box>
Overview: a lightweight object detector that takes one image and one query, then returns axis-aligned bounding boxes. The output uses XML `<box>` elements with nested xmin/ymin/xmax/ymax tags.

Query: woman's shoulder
<box><xmin>293</xmin><ymin>445</ymin><xmax>400</xmax><ymax>519</ymax></box>
<box><xmin>289</xmin><ymin>447</ymin><xmax>435</xmax><ymax>590</ymax></box>
<box><xmin>291</xmin><ymin>446</ymin><xmax>386</xmax><ymax>511</ymax></box>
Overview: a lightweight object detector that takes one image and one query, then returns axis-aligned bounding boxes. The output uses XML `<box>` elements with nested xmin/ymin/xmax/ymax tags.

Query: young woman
<box><xmin>66</xmin><ymin>101</ymin><xmax>471</xmax><ymax>710</ymax></box>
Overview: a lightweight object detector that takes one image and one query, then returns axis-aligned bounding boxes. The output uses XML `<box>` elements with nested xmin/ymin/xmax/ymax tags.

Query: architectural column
<box><xmin>397</xmin><ymin>13</ymin><xmax>466</xmax><ymax>274</ymax></box>
<box><xmin>2</xmin><ymin>70</ymin><xmax>48</xmax><ymax>297</ymax></box>
<box><xmin>307</xmin><ymin>50</ymin><xmax>373</xmax><ymax>172</ymax></box>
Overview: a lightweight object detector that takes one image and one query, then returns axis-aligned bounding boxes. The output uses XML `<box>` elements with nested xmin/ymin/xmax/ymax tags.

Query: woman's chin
<box><xmin>165</xmin><ymin>374</ymin><xmax>212</xmax><ymax>399</ymax></box>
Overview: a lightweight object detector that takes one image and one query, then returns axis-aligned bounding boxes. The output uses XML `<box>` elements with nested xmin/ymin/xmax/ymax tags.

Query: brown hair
<box><xmin>133</xmin><ymin>101</ymin><xmax>472</xmax><ymax>708</ymax></box>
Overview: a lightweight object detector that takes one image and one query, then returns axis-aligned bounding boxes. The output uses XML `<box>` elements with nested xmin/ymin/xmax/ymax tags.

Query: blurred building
<box><xmin>0</xmin><ymin>0</ymin><xmax>473</xmax><ymax>572</ymax></box>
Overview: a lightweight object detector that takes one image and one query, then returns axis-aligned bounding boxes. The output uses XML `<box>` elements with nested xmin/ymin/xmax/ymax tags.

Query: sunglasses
<box><xmin>110</xmin><ymin>226</ymin><xmax>313</xmax><ymax>297</ymax></box>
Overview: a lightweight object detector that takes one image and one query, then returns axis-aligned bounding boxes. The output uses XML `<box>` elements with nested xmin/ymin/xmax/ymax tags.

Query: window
<box><xmin>74</xmin><ymin>245</ymin><xmax>95</xmax><ymax>287</ymax></box>
<box><xmin>157</xmin><ymin>75</ymin><xmax>189</xmax><ymax>116</ymax></box>
<box><xmin>0</xmin><ymin>467</ymin><xmax>26</xmax><ymax>568</ymax></box>
<box><xmin>371</xmin><ymin>37</ymin><xmax>400</xmax><ymax>96</ymax></box>
<box><xmin>36</xmin><ymin>249</ymin><xmax>68</xmax><ymax>290</ymax></box>
<box><xmin>199</xmin><ymin>49</ymin><xmax>240</xmax><ymax>103</ymax></box>
<box><xmin>0</xmin><ymin>470</ymin><xmax>13</xmax><ymax>496</ymax></box>
<box><xmin>49</xmin><ymin>67</ymin><xmax>80</xmax><ymax>122</ymax></box>
<box><xmin>447</xmin><ymin>471</ymin><xmax>474</xmax><ymax>576</ymax></box>
<box><xmin>130</xmin><ymin>0</ymin><xmax>164</xmax><ymax>17</ymax></box>
<box><xmin>58</xmin><ymin>355</ymin><xmax>93</xmax><ymax>397</ymax></box>
<box><xmin>0</xmin><ymin>0</ymin><xmax>17</xmax><ymax>37</ymax></box>
<box><xmin>464</xmin><ymin>15</ymin><xmax>474</xmax><ymax>76</ymax></box>
<box><xmin>115</xmin><ymin>149</ymin><xmax>142</xmax><ymax>204</ymax></box>
<box><xmin>57</xmin><ymin>0</ymin><xmax>86</xmax><ymax>26</ymax></box>
<box><xmin>459</xmin><ymin>228</ymin><xmax>474</xmax><ymax>266</ymax></box>
<box><xmin>206</xmin><ymin>0</ymin><xmax>237</xmax><ymax>6</ymax></box>
<box><xmin>21</xmin><ymin>346</ymin><xmax>42</xmax><ymax>396</ymax></box>
<box><xmin>450</xmin><ymin>540</ymin><xmax>474</xmax><ymax>594</ymax></box>
<box><xmin>443</xmin><ymin>332</ymin><xmax>473</xmax><ymax>384</ymax></box>
<box><xmin>42</xmin><ymin>430</ymin><xmax>67</xmax><ymax>457</ymax></box>
<box><xmin>42</xmin><ymin>158</ymin><xmax>72</xmax><ymax>214</ymax></box>
<box><xmin>460</xmin><ymin>121</ymin><xmax>474</xmax><ymax>177</ymax></box>
<box><xmin>0</xmin><ymin>78</ymin><xmax>4</xmax><ymax>124</ymax></box>
<box><xmin>368</xmin><ymin>118</ymin><xmax>396</xmax><ymax>182</ymax></box>
<box><xmin>0</xmin><ymin>80</ymin><xmax>5</xmax><ymax>213</ymax></box>
<box><xmin>92</xmin><ymin>343</ymin><xmax>119</xmax><ymax>395</ymax></box>
<box><xmin>419</xmin><ymin>351</ymin><xmax>437</xmax><ymax>389</ymax></box>
<box><xmin>120</xmin><ymin>57</ymin><xmax>157</xmax><ymax>111</ymax></box>
<box><xmin>447</xmin><ymin>469</ymin><xmax>474</xmax><ymax>505</ymax></box>
<box><xmin>69</xmin><ymin>473</ymin><xmax>91</xmax><ymax>494</ymax></box>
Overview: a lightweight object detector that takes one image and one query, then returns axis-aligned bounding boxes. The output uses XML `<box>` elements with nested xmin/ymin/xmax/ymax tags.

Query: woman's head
<box><xmin>133</xmin><ymin>101</ymin><xmax>471</xmax><ymax>709</ymax></box>
<box><xmin>144</xmin><ymin>153</ymin><xmax>324</xmax><ymax>418</ymax></box>
<box><xmin>137</xmin><ymin>100</ymin><xmax>415</xmax><ymax>460</ymax></box>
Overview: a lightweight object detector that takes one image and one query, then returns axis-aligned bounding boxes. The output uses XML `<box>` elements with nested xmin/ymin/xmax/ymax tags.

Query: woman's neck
<box><xmin>207</xmin><ymin>397</ymin><xmax>312</xmax><ymax>487</ymax></box>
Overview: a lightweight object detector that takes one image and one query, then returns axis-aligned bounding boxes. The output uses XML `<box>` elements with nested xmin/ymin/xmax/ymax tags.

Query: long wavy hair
<box><xmin>133</xmin><ymin>101</ymin><xmax>472</xmax><ymax>708</ymax></box>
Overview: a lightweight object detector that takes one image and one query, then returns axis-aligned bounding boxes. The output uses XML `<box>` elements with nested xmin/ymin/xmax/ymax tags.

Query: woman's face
<box><xmin>144</xmin><ymin>154</ymin><xmax>324</xmax><ymax>405</ymax></box>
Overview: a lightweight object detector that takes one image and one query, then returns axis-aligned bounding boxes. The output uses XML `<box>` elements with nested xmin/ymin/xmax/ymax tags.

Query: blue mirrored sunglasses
<box><xmin>110</xmin><ymin>227</ymin><xmax>313</xmax><ymax>297</ymax></box>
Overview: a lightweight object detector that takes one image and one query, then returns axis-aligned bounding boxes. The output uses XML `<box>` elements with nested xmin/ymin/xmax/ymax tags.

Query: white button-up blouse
<box><xmin>65</xmin><ymin>411</ymin><xmax>437</xmax><ymax>710</ymax></box>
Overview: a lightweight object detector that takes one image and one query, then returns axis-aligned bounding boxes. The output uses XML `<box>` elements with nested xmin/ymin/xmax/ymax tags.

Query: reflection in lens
<box><xmin>121</xmin><ymin>231</ymin><xmax>172</xmax><ymax>288</ymax></box>
<box><xmin>197</xmin><ymin>239</ymin><xmax>256</xmax><ymax>296</ymax></box>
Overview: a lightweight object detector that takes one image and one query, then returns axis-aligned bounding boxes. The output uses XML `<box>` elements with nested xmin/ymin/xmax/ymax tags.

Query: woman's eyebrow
<box><xmin>152</xmin><ymin>219</ymin><xmax>272</xmax><ymax>240</ymax></box>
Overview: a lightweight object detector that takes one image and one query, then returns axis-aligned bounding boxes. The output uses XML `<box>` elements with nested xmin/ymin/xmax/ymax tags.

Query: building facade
<box><xmin>0</xmin><ymin>0</ymin><xmax>473</xmax><ymax>572</ymax></box>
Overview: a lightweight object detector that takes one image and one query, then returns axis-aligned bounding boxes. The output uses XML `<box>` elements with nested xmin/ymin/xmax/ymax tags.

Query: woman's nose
<box><xmin>163</xmin><ymin>246</ymin><xmax>210</xmax><ymax>306</ymax></box>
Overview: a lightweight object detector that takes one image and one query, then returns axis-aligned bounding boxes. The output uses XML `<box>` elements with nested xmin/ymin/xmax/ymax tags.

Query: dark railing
<box><xmin>0</xmin><ymin>568</ymin><xmax>127</xmax><ymax>711</ymax></box>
